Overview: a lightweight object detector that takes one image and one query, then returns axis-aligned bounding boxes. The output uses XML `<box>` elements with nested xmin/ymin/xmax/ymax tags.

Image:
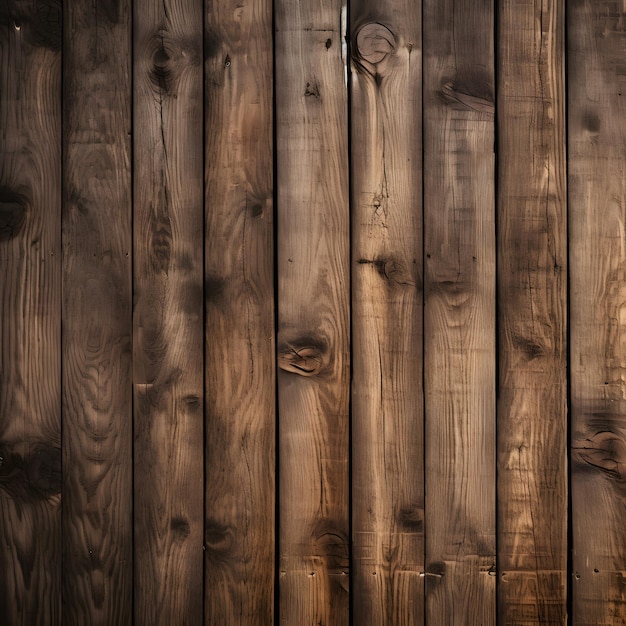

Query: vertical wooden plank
<box><xmin>0</xmin><ymin>2</ymin><xmax>62</xmax><ymax>624</ymax></box>
<box><xmin>350</xmin><ymin>2</ymin><xmax>424</xmax><ymax>624</ymax></box>
<box><xmin>133</xmin><ymin>0</ymin><xmax>204</xmax><ymax>623</ymax></box>
<box><xmin>569</xmin><ymin>0</ymin><xmax>626</xmax><ymax>622</ymax></box>
<box><xmin>62</xmin><ymin>0</ymin><xmax>132</xmax><ymax>623</ymax></box>
<box><xmin>204</xmin><ymin>0</ymin><xmax>275</xmax><ymax>621</ymax></box>
<box><xmin>497</xmin><ymin>1</ymin><xmax>568</xmax><ymax>623</ymax></box>
<box><xmin>275</xmin><ymin>0</ymin><xmax>350</xmax><ymax>623</ymax></box>
<box><xmin>423</xmin><ymin>0</ymin><xmax>496</xmax><ymax>622</ymax></box>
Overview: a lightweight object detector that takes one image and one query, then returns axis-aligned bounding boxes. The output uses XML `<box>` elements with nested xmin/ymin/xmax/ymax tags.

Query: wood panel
<box><xmin>133</xmin><ymin>0</ymin><xmax>204</xmax><ymax>623</ymax></box>
<box><xmin>350</xmin><ymin>1</ymin><xmax>424</xmax><ymax>624</ymax></box>
<box><xmin>204</xmin><ymin>0</ymin><xmax>275</xmax><ymax>621</ymax></box>
<box><xmin>275</xmin><ymin>0</ymin><xmax>350</xmax><ymax>622</ymax></box>
<box><xmin>497</xmin><ymin>0</ymin><xmax>568</xmax><ymax>623</ymax></box>
<box><xmin>423</xmin><ymin>0</ymin><xmax>496</xmax><ymax>622</ymax></box>
<box><xmin>0</xmin><ymin>2</ymin><xmax>62</xmax><ymax>624</ymax></box>
<box><xmin>569</xmin><ymin>0</ymin><xmax>626</xmax><ymax>622</ymax></box>
<box><xmin>62</xmin><ymin>0</ymin><xmax>133</xmax><ymax>623</ymax></box>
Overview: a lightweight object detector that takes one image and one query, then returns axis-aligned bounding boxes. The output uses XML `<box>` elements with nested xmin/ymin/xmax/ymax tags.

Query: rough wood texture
<box><xmin>0</xmin><ymin>2</ymin><xmax>62</xmax><ymax>624</ymax></box>
<box><xmin>569</xmin><ymin>0</ymin><xmax>626</xmax><ymax>622</ymax></box>
<box><xmin>133</xmin><ymin>0</ymin><xmax>204</xmax><ymax>623</ymax></box>
<box><xmin>62</xmin><ymin>0</ymin><xmax>133</xmax><ymax>623</ymax></box>
<box><xmin>275</xmin><ymin>0</ymin><xmax>350</xmax><ymax>622</ymax></box>
<box><xmin>204</xmin><ymin>0</ymin><xmax>276</xmax><ymax>621</ymax></box>
<box><xmin>497</xmin><ymin>1</ymin><xmax>568</xmax><ymax>623</ymax></box>
<box><xmin>350</xmin><ymin>2</ymin><xmax>424</xmax><ymax>624</ymax></box>
<box><xmin>423</xmin><ymin>0</ymin><xmax>496</xmax><ymax>622</ymax></box>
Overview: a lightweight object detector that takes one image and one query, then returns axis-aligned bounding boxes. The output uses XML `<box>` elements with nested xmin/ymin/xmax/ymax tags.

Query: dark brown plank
<box><xmin>497</xmin><ymin>0</ymin><xmax>568</xmax><ymax>623</ymax></box>
<box><xmin>498</xmin><ymin>0</ymin><xmax>568</xmax><ymax>624</ymax></box>
<box><xmin>423</xmin><ymin>0</ymin><xmax>496</xmax><ymax>622</ymax></box>
<box><xmin>275</xmin><ymin>0</ymin><xmax>350</xmax><ymax>623</ymax></box>
<box><xmin>133</xmin><ymin>0</ymin><xmax>204</xmax><ymax>623</ymax></box>
<box><xmin>350</xmin><ymin>2</ymin><xmax>424</xmax><ymax>624</ymax></box>
<box><xmin>204</xmin><ymin>0</ymin><xmax>276</xmax><ymax>621</ymax></box>
<box><xmin>62</xmin><ymin>0</ymin><xmax>132</xmax><ymax>622</ymax></box>
<box><xmin>569</xmin><ymin>0</ymin><xmax>626</xmax><ymax>622</ymax></box>
<box><xmin>0</xmin><ymin>2</ymin><xmax>62</xmax><ymax>624</ymax></box>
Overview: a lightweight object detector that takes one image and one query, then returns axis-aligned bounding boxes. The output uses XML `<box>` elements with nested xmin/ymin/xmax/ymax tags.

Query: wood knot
<box><xmin>0</xmin><ymin>188</ymin><xmax>27</xmax><ymax>241</ymax></box>
<box><xmin>355</xmin><ymin>23</ymin><xmax>396</xmax><ymax>65</ymax></box>
<box><xmin>278</xmin><ymin>337</ymin><xmax>329</xmax><ymax>377</ymax></box>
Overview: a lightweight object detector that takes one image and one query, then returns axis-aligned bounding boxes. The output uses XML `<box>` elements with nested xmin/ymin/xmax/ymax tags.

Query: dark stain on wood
<box><xmin>204</xmin><ymin>29</ymin><xmax>221</xmax><ymax>60</ymax></box>
<box><xmin>399</xmin><ymin>505</ymin><xmax>424</xmax><ymax>532</ymax></box>
<box><xmin>1</xmin><ymin>0</ymin><xmax>62</xmax><ymax>50</ymax></box>
<box><xmin>0</xmin><ymin>442</ymin><xmax>62</xmax><ymax>500</ymax></box>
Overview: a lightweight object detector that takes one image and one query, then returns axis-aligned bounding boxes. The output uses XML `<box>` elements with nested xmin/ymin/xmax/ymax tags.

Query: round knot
<box><xmin>356</xmin><ymin>23</ymin><xmax>396</xmax><ymax>65</ymax></box>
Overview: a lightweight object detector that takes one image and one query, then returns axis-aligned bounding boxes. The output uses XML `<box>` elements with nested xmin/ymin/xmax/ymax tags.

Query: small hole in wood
<box><xmin>13</xmin><ymin>21</ymin><xmax>21</xmax><ymax>31</ymax></box>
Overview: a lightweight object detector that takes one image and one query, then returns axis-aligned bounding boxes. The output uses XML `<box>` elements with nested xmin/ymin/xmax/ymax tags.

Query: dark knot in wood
<box><xmin>355</xmin><ymin>23</ymin><xmax>396</xmax><ymax>65</ymax></box>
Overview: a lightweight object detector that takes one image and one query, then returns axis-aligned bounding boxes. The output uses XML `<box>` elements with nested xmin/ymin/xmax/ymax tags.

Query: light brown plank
<box><xmin>133</xmin><ymin>0</ymin><xmax>204</xmax><ymax>623</ymax></box>
<box><xmin>62</xmin><ymin>0</ymin><xmax>133</xmax><ymax>622</ymax></box>
<box><xmin>204</xmin><ymin>0</ymin><xmax>275</xmax><ymax>621</ymax></box>
<box><xmin>350</xmin><ymin>2</ymin><xmax>424</xmax><ymax>624</ymax></box>
<box><xmin>423</xmin><ymin>0</ymin><xmax>496</xmax><ymax>621</ymax></box>
<box><xmin>0</xmin><ymin>2</ymin><xmax>62</xmax><ymax>624</ymax></box>
<box><xmin>275</xmin><ymin>0</ymin><xmax>350</xmax><ymax>623</ymax></box>
<box><xmin>496</xmin><ymin>0</ymin><xmax>568</xmax><ymax>623</ymax></box>
<box><xmin>569</xmin><ymin>0</ymin><xmax>626</xmax><ymax>622</ymax></box>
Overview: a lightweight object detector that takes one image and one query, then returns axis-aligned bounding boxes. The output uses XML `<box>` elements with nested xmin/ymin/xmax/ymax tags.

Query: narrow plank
<box><xmin>423</xmin><ymin>0</ymin><xmax>496</xmax><ymax>621</ymax></box>
<box><xmin>204</xmin><ymin>0</ymin><xmax>275</xmax><ymax>621</ymax></box>
<box><xmin>496</xmin><ymin>1</ymin><xmax>568</xmax><ymax>623</ymax></box>
<box><xmin>350</xmin><ymin>2</ymin><xmax>424</xmax><ymax>624</ymax></box>
<box><xmin>62</xmin><ymin>0</ymin><xmax>133</xmax><ymax>622</ymax></box>
<box><xmin>569</xmin><ymin>0</ymin><xmax>626</xmax><ymax>622</ymax></box>
<box><xmin>275</xmin><ymin>0</ymin><xmax>350</xmax><ymax>622</ymax></box>
<box><xmin>0</xmin><ymin>2</ymin><xmax>62</xmax><ymax>624</ymax></box>
<box><xmin>133</xmin><ymin>0</ymin><xmax>204</xmax><ymax>623</ymax></box>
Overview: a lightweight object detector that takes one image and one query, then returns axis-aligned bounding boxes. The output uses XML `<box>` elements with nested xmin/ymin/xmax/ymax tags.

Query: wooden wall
<box><xmin>1</xmin><ymin>0</ymin><xmax>625</xmax><ymax>623</ymax></box>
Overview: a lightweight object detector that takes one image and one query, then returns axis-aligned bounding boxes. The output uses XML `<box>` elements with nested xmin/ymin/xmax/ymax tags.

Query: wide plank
<box><xmin>0</xmin><ymin>2</ymin><xmax>62</xmax><ymax>624</ymax></box>
<box><xmin>204</xmin><ymin>0</ymin><xmax>276</xmax><ymax>621</ymax></box>
<box><xmin>133</xmin><ymin>0</ymin><xmax>204</xmax><ymax>623</ymax></box>
<box><xmin>275</xmin><ymin>0</ymin><xmax>351</xmax><ymax>622</ymax></box>
<box><xmin>62</xmin><ymin>0</ymin><xmax>133</xmax><ymax>622</ymax></box>
<box><xmin>423</xmin><ymin>0</ymin><xmax>496</xmax><ymax>621</ymax></box>
<box><xmin>569</xmin><ymin>0</ymin><xmax>626</xmax><ymax>622</ymax></box>
<box><xmin>496</xmin><ymin>0</ymin><xmax>568</xmax><ymax>622</ymax></box>
<box><xmin>350</xmin><ymin>2</ymin><xmax>424</xmax><ymax>624</ymax></box>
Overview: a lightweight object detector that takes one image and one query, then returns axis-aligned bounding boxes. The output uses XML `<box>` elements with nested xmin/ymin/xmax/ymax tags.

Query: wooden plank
<box><xmin>204</xmin><ymin>0</ymin><xmax>275</xmax><ymax>621</ymax></box>
<box><xmin>132</xmin><ymin>0</ymin><xmax>204</xmax><ymax>623</ymax></box>
<box><xmin>496</xmin><ymin>0</ymin><xmax>568</xmax><ymax>623</ymax></box>
<box><xmin>422</xmin><ymin>0</ymin><xmax>496</xmax><ymax>622</ymax></box>
<box><xmin>62</xmin><ymin>0</ymin><xmax>133</xmax><ymax>622</ymax></box>
<box><xmin>569</xmin><ymin>0</ymin><xmax>626</xmax><ymax>622</ymax></box>
<box><xmin>350</xmin><ymin>2</ymin><xmax>424</xmax><ymax>624</ymax></box>
<box><xmin>0</xmin><ymin>2</ymin><xmax>62</xmax><ymax>624</ymax></box>
<box><xmin>274</xmin><ymin>0</ymin><xmax>350</xmax><ymax>622</ymax></box>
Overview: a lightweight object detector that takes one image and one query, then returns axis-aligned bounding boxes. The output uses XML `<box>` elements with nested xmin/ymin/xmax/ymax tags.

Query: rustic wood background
<box><xmin>1</xmin><ymin>0</ymin><xmax>624</xmax><ymax>623</ymax></box>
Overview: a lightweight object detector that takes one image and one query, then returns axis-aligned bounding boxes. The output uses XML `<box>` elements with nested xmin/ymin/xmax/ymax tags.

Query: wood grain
<box><xmin>569</xmin><ymin>0</ymin><xmax>626</xmax><ymax>622</ymax></box>
<box><xmin>62</xmin><ymin>0</ymin><xmax>133</xmax><ymax>623</ymax></box>
<box><xmin>350</xmin><ymin>2</ymin><xmax>424</xmax><ymax>624</ymax></box>
<box><xmin>0</xmin><ymin>1</ymin><xmax>62</xmax><ymax>624</ymax></box>
<box><xmin>204</xmin><ymin>0</ymin><xmax>276</xmax><ymax>622</ymax></box>
<box><xmin>275</xmin><ymin>0</ymin><xmax>350</xmax><ymax>623</ymax></box>
<box><xmin>423</xmin><ymin>0</ymin><xmax>496</xmax><ymax>622</ymax></box>
<box><xmin>496</xmin><ymin>1</ymin><xmax>568</xmax><ymax>623</ymax></box>
<box><xmin>133</xmin><ymin>0</ymin><xmax>204</xmax><ymax>623</ymax></box>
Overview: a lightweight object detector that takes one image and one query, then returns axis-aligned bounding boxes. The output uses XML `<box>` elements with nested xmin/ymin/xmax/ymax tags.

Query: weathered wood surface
<box><xmin>423</xmin><ymin>0</ymin><xmax>496</xmax><ymax>621</ymax></box>
<box><xmin>0</xmin><ymin>2</ymin><xmax>62</xmax><ymax>624</ymax></box>
<box><xmin>204</xmin><ymin>0</ymin><xmax>276</xmax><ymax>622</ymax></box>
<box><xmin>350</xmin><ymin>2</ymin><xmax>424</xmax><ymax>624</ymax></box>
<box><xmin>62</xmin><ymin>0</ymin><xmax>133</xmax><ymax>623</ymax></box>
<box><xmin>275</xmin><ymin>0</ymin><xmax>350</xmax><ymax>622</ymax></box>
<box><xmin>569</xmin><ymin>0</ymin><xmax>626</xmax><ymax>622</ymax></box>
<box><xmin>133</xmin><ymin>0</ymin><xmax>204</xmax><ymax>623</ymax></box>
<box><xmin>497</xmin><ymin>0</ymin><xmax>568</xmax><ymax>623</ymax></box>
